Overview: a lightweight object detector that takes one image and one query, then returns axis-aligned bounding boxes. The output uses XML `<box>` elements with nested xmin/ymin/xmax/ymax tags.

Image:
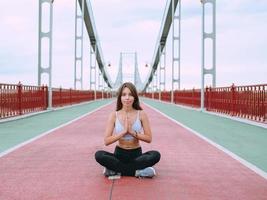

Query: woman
<box><xmin>95</xmin><ymin>82</ymin><xmax>161</xmax><ymax>178</ymax></box>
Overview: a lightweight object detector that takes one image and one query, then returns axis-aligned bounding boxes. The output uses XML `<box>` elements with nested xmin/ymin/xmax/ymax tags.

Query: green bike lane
<box><xmin>142</xmin><ymin>98</ymin><xmax>267</xmax><ymax>174</ymax></box>
<box><xmin>0</xmin><ymin>99</ymin><xmax>114</xmax><ymax>154</ymax></box>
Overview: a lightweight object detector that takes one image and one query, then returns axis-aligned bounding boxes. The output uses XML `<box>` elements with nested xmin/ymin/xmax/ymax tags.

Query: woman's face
<box><xmin>121</xmin><ymin>87</ymin><xmax>134</xmax><ymax>108</ymax></box>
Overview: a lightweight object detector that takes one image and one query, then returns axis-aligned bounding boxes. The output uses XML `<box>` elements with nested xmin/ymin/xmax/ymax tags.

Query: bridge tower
<box><xmin>200</xmin><ymin>0</ymin><xmax>216</xmax><ymax>110</ymax></box>
<box><xmin>171</xmin><ymin>0</ymin><xmax>181</xmax><ymax>103</ymax></box>
<box><xmin>74</xmin><ymin>0</ymin><xmax>85</xmax><ymax>90</ymax></box>
<box><xmin>38</xmin><ymin>0</ymin><xmax>54</xmax><ymax>108</ymax></box>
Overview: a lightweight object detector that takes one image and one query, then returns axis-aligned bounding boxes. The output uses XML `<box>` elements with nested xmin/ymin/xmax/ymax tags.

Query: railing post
<box><xmin>231</xmin><ymin>83</ymin><xmax>236</xmax><ymax>116</ymax></box>
<box><xmin>0</xmin><ymin>84</ymin><xmax>2</xmax><ymax>118</ymax></box>
<box><xmin>264</xmin><ymin>85</ymin><xmax>267</xmax><ymax>122</ymax></box>
<box><xmin>192</xmin><ymin>88</ymin><xmax>195</xmax><ymax>106</ymax></box>
<box><xmin>18</xmin><ymin>82</ymin><xmax>22</xmax><ymax>115</ymax></box>
<box><xmin>70</xmin><ymin>88</ymin><xmax>73</xmax><ymax>105</ymax></box>
<box><xmin>44</xmin><ymin>85</ymin><xmax>48</xmax><ymax>109</ymax></box>
<box><xmin>47</xmin><ymin>86</ymin><xmax>49</xmax><ymax>108</ymax></box>
<box><xmin>209</xmin><ymin>86</ymin><xmax>212</xmax><ymax>109</ymax></box>
<box><xmin>41</xmin><ymin>85</ymin><xmax>45</xmax><ymax>109</ymax></box>
<box><xmin>60</xmin><ymin>87</ymin><xmax>62</xmax><ymax>106</ymax></box>
<box><xmin>205</xmin><ymin>86</ymin><xmax>208</xmax><ymax>110</ymax></box>
<box><xmin>69</xmin><ymin>88</ymin><xmax>71</xmax><ymax>105</ymax></box>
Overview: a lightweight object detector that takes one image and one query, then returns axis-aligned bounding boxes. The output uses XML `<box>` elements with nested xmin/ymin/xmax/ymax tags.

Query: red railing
<box><xmin>52</xmin><ymin>88</ymin><xmax>95</xmax><ymax>107</ymax></box>
<box><xmin>174</xmin><ymin>89</ymin><xmax>201</xmax><ymax>107</ymax></box>
<box><xmin>141</xmin><ymin>83</ymin><xmax>267</xmax><ymax>123</ymax></box>
<box><xmin>153</xmin><ymin>92</ymin><xmax>159</xmax><ymax>100</ymax></box>
<box><xmin>0</xmin><ymin>83</ymin><xmax>48</xmax><ymax>119</ymax></box>
<box><xmin>206</xmin><ymin>84</ymin><xmax>267</xmax><ymax>122</ymax></box>
<box><xmin>96</xmin><ymin>91</ymin><xmax>103</xmax><ymax>100</ymax></box>
<box><xmin>0</xmin><ymin>83</ymin><xmax>112</xmax><ymax>119</ymax></box>
<box><xmin>142</xmin><ymin>92</ymin><xmax>152</xmax><ymax>99</ymax></box>
<box><xmin>161</xmin><ymin>91</ymin><xmax>171</xmax><ymax>102</ymax></box>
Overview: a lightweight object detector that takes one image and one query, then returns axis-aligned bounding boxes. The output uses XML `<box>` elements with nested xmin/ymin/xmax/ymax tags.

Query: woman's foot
<box><xmin>135</xmin><ymin>167</ymin><xmax>156</xmax><ymax>178</ymax></box>
<box><xmin>103</xmin><ymin>168</ymin><xmax>120</xmax><ymax>177</ymax></box>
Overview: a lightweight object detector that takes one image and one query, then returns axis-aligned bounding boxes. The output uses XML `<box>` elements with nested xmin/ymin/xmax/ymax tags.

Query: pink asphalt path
<box><xmin>0</xmin><ymin>103</ymin><xmax>267</xmax><ymax>200</ymax></box>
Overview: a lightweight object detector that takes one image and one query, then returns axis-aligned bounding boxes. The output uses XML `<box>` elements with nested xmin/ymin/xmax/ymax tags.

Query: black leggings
<box><xmin>95</xmin><ymin>146</ymin><xmax>161</xmax><ymax>176</ymax></box>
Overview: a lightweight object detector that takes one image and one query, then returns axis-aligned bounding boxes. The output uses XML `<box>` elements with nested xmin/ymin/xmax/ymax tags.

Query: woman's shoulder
<box><xmin>139</xmin><ymin>109</ymin><xmax>148</xmax><ymax>119</ymax></box>
<box><xmin>108</xmin><ymin>111</ymin><xmax>116</xmax><ymax>120</ymax></box>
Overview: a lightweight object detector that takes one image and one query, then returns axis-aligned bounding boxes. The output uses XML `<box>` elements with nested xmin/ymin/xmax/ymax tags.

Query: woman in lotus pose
<box><xmin>95</xmin><ymin>82</ymin><xmax>161</xmax><ymax>177</ymax></box>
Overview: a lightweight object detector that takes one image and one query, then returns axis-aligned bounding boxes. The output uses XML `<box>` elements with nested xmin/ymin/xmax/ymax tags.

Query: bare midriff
<box><xmin>118</xmin><ymin>137</ymin><xmax>140</xmax><ymax>149</ymax></box>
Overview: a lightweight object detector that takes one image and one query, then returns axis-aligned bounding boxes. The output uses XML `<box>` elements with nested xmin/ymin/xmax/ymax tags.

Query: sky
<box><xmin>0</xmin><ymin>0</ymin><xmax>266</xmax><ymax>90</ymax></box>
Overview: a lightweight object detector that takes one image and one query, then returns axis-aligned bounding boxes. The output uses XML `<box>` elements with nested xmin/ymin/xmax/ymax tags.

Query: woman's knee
<box><xmin>95</xmin><ymin>150</ymin><xmax>105</xmax><ymax>162</ymax></box>
<box><xmin>151</xmin><ymin>150</ymin><xmax>161</xmax><ymax>163</ymax></box>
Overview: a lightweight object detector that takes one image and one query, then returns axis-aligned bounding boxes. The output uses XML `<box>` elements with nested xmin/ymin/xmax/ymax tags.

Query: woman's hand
<box><xmin>123</xmin><ymin>113</ymin><xmax>135</xmax><ymax>136</ymax></box>
<box><xmin>127</xmin><ymin>119</ymin><xmax>136</xmax><ymax>136</ymax></box>
<box><xmin>122</xmin><ymin>116</ymin><xmax>128</xmax><ymax>134</ymax></box>
<box><xmin>118</xmin><ymin>115</ymin><xmax>128</xmax><ymax>138</ymax></box>
<box><xmin>120</xmin><ymin>113</ymin><xmax>136</xmax><ymax>138</ymax></box>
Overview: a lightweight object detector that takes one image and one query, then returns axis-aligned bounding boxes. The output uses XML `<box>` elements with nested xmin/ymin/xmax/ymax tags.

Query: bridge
<box><xmin>0</xmin><ymin>0</ymin><xmax>267</xmax><ymax>199</ymax></box>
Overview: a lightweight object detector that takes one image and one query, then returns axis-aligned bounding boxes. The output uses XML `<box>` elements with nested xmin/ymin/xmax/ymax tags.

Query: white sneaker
<box><xmin>135</xmin><ymin>167</ymin><xmax>156</xmax><ymax>178</ymax></box>
<box><xmin>103</xmin><ymin>168</ymin><xmax>119</xmax><ymax>177</ymax></box>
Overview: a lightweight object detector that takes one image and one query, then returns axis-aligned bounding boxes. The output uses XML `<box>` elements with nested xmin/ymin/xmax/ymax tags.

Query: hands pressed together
<box><xmin>121</xmin><ymin>113</ymin><xmax>136</xmax><ymax>138</ymax></box>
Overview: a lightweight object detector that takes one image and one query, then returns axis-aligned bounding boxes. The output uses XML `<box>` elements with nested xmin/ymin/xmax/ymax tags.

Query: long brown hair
<box><xmin>116</xmin><ymin>82</ymin><xmax>142</xmax><ymax>111</ymax></box>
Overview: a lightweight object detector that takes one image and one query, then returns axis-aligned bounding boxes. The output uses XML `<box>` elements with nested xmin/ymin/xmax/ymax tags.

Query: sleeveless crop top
<box><xmin>115</xmin><ymin>110</ymin><xmax>143</xmax><ymax>141</ymax></box>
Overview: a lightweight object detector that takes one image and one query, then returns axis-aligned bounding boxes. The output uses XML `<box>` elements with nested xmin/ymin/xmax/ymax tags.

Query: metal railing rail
<box><xmin>141</xmin><ymin>83</ymin><xmax>267</xmax><ymax>123</ymax></box>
